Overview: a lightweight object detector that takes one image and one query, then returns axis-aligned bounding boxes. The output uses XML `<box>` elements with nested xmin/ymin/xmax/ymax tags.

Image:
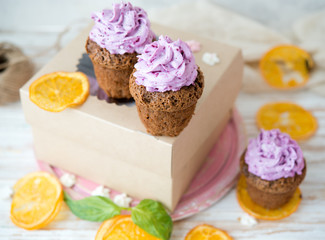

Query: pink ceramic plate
<box><xmin>37</xmin><ymin>108</ymin><xmax>246</xmax><ymax>221</ymax></box>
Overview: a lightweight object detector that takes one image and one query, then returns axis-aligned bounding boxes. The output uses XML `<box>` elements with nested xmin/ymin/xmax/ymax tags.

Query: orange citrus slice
<box><xmin>256</xmin><ymin>102</ymin><xmax>317</xmax><ymax>140</ymax></box>
<box><xmin>185</xmin><ymin>224</ymin><xmax>232</xmax><ymax>240</ymax></box>
<box><xmin>10</xmin><ymin>171</ymin><xmax>63</xmax><ymax>230</ymax></box>
<box><xmin>236</xmin><ymin>175</ymin><xmax>302</xmax><ymax>220</ymax></box>
<box><xmin>39</xmin><ymin>198</ymin><xmax>63</xmax><ymax>228</ymax></box>
<box><xmin>260</xmin><ymin>45</ymin><xmax>314</xmax><ymax>89</ymax></box>
<box><xmin>95</xmin><ymin>215</ymin><xmax>160</xmax><ymax>240</ymax></box>
<box><xmin>29</xmin><ymin>71</ymin><xmax>89</xmax><ymax>112</ymax></box>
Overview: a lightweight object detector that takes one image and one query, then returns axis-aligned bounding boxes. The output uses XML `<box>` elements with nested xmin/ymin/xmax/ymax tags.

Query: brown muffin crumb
<box><xmin>129</xmin><ymin>67</ymin><xmax>204</xmax><ymax>136</ymax></box>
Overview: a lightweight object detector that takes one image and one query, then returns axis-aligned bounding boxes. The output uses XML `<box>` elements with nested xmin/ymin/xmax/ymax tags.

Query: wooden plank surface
<box><xmin>1</xmin><ymin>4</ymin><xmax>325</xmax><ymax>238</ymax></box>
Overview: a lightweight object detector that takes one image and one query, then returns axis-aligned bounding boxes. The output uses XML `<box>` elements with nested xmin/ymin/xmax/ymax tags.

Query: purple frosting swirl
<box><xmin>89</xmin><ymin>2</ymin><xmax>154</xmax><ymax>55</ymax></box>
<box><xmin>245</xmin><ymin>129</ymin><xmax>304</xmax><ymax>181</ymax></box>
<box><xmin>133</xmin><ymin>35</ymin><xmax>198</xmax><ymax>92</ymax></box>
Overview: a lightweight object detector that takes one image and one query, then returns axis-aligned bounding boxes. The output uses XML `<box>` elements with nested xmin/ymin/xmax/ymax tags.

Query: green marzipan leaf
<box><xmin>131</xmin><ymin>199</ymin><xmax>173</xmax><ymax>240</ymax></box>
<box><xmin>64</xmin><ymin>192</ymin><xmax>122</xmax><ymax>222</ymax></box>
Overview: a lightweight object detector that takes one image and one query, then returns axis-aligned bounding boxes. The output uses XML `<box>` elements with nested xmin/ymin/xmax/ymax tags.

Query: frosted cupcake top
<box><xmin>89</xmin><ymin>2</ymin><xmax>154</xmax><ymax>55</ymax></box>
<box><xmin>245</xmin><ymin>129</ymin><xmax>304</xmax><ymax>181</ymax></box>
<box><xmin>134</xmin><ymin>35</ymin><xmax>198</xmax><ymax>92</ymax></box>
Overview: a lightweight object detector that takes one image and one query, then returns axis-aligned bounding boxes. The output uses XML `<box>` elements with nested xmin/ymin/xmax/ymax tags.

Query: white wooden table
<box><xmin>1</xmin><ymin>1</ymin><xmax>325</xmax><ymax>239</ymax></box>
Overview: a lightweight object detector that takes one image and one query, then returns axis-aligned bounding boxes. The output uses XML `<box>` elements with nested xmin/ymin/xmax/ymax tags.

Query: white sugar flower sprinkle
<box><xmin>113</xmin><ymin>193</ymin><xmax>132</xmax><ymax>208</ymax></box>
<box><xmin>59</xmin><ymin>173</ymin><xmax>76</xmax><ymax>188</ymax></box>
<box><xmin>239</xmin><ymin>213</ymin><xmax>258</xmax><ymax>226</ymax></box>
<box><xmin>91</xmin><ymin>185</ymin><xmax>110</xmax><ymax>198</ymax></box>
<box><xmin>202</xmin><ymin>52</ymin><xmax>220</xmax><ymax>66</ymax></box>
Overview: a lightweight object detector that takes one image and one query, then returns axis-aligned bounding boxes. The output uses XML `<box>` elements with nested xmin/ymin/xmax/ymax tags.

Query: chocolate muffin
<box><xmin>240</xmin><ymin>153</ymin><xmax>306</xmax><ymax>209</ymax></box>
<box><xmin>130</xmin><ymin>68</ymin><xmax>204</xmax><ymax>136</ymax></box>
<box><xmin>86</xmin><ymin>2</ymin><xmax>154</xmax><ymax>99</ymax></box>
<box><xmin>240</xmin><ymin>129</ymin><xmax>306</xmax><ymax>209</ymax></box>
<box><xmin>86</xmin><ymin>38</ymin><xmax>137</xmax><ymax>99</ymax></box>
<box><xmin>129</xmin><ymin>35</ymin><xmax>204</xmax><ymax>137</ymax></box>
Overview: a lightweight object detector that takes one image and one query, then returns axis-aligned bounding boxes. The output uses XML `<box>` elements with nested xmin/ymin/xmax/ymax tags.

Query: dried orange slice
<box><xmin>256</xmin><ymin>102</ymin><xmax>317</xmax><ymax>140</ymax></box>
<box><xmin>236</xmin><ymin>175</ymin><xmax>302</xmax><ymax>220</ymax></box>
<box><xmin>95</xmin><ymin>215</ymin><xmax>159</xmax><ymax>240</ymax></box>
<box><xmin>29</xmin><ymin>71</ymin><xmax>89</xmax><ymax>112</ymax></box>
<box><xmin>260</xmin><ymin>45</ymin><xmax>314</xmax><ymax>89</ymax></box>
<box><xmin>10</xmin><ymin>171</ymin><xmax>63</xmax><ymax>230</ymax></box>
<box><xmin>39</xmin><ymin>198</ymin><xmax>63</xmax><ymax>228</ymax></box>
<box><xmin>185</xmin><ymin>224</ymin><xmax>232</xmax><ymax>240</ymax></box>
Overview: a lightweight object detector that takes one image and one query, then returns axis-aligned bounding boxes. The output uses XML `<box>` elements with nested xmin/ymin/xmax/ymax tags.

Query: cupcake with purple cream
<box><xmin>86</xmin><ymin>2</ymin><xmax>154</xmax><ymax>99</ymax></box>
<box><xmin>129</xmin><ymin>35</ymin><xmax>204</xmax><ymax>136</ymax></box>
<box><xmin>240</xmin><ymin>129</ymin><xmax>306</xmax><ymax>209</ymax></box>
